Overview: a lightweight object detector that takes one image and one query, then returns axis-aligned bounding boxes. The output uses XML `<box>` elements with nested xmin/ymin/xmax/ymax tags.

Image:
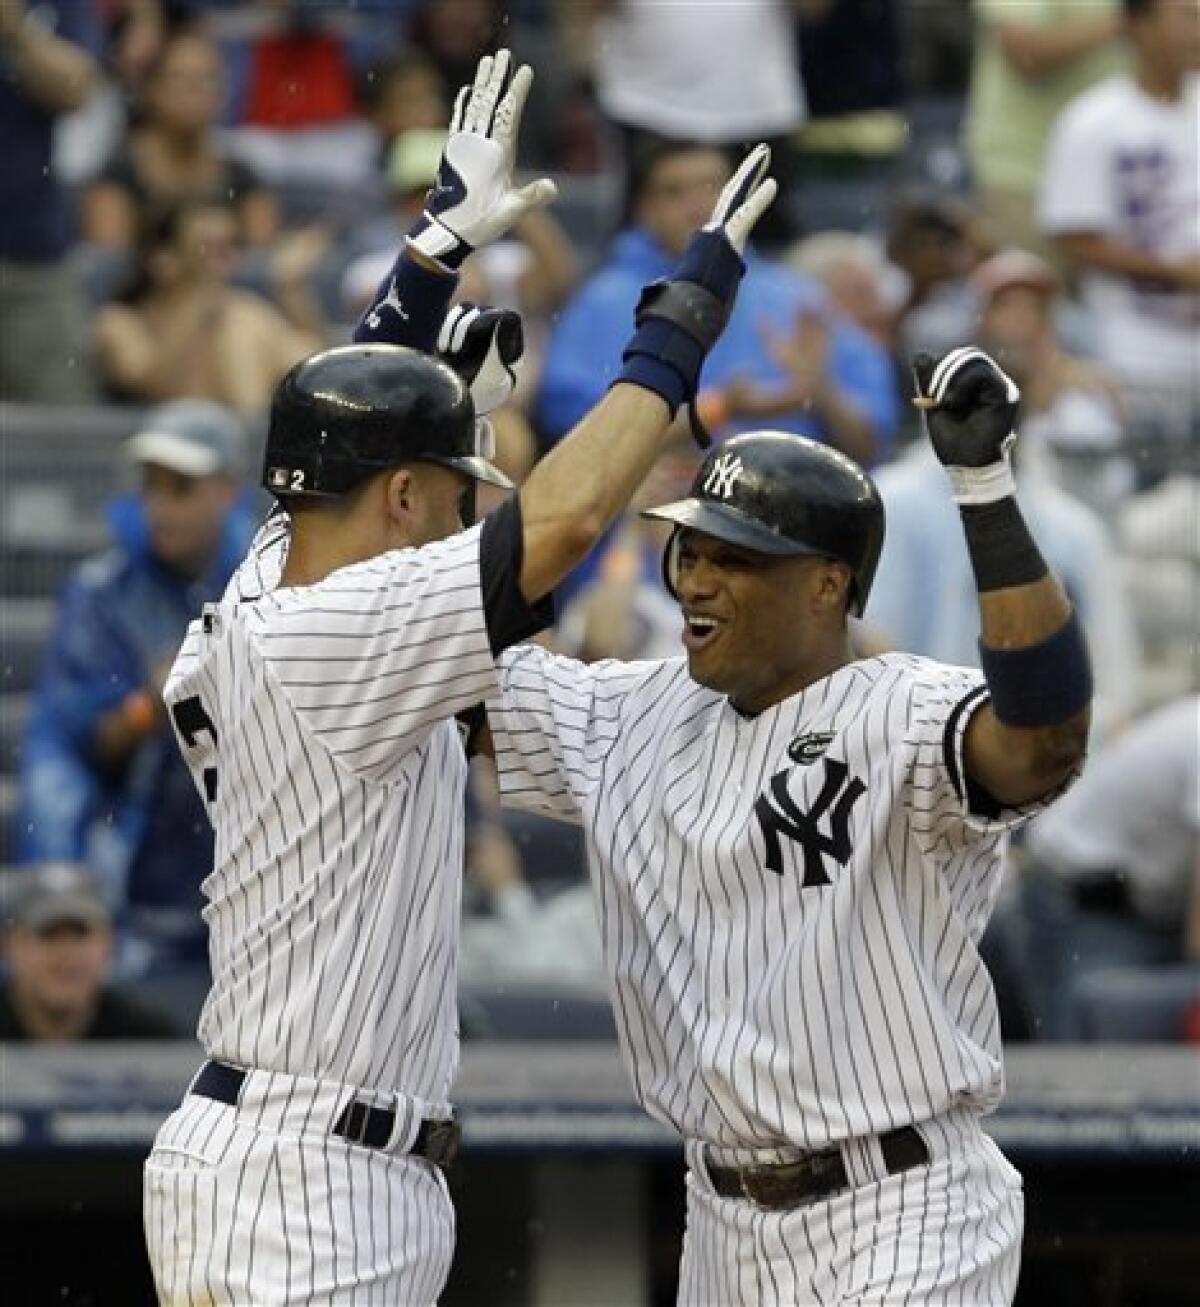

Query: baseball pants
<box><xmin>143</xmin><ymin>1067</ymin><xmax>455</xmax><ymax>1306</ymax></box>
<box><xmin>678</xmin><ymin>1109</ymin><xmax>1023</xmax><ymax>1306</ymax></box>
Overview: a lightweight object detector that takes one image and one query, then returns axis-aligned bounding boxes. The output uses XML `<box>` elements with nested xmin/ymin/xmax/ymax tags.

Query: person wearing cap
<box><xmin>972</xmin><ymin>249</ymin><xmax>1130</xmax><ymax>511</ymax></box>
<box><xmin>17</xmin><ymin>400</ymin><xmax>257</xmax><ymax>1028</ymax></box>
<box><xmin>0</xmin><ymin>863</ymin><xmax>178</xmax><ymax>1041</ymax></box>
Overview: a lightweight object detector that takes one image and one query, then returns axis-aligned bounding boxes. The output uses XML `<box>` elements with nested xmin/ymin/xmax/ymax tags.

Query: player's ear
<box><xmin>384</xmin><ymin>468</ymin><xmax>416</xmax><ymax>525</ymax></box>
<box><xmin>813</xmin><ymin>560</ymin><xmax>852</xmax><ymax>615</ymax></box>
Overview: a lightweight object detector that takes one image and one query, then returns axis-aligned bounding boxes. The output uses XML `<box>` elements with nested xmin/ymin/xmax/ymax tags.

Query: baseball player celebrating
<box><xmin>141</xmin><ymin>48</ymin><xmax>777</xmax><ymax>1307</ymax></box>
<box><xmin>485</xmin><ymin>348</ymin><xmax>1092</xmax><ymax>1303</ymax></box>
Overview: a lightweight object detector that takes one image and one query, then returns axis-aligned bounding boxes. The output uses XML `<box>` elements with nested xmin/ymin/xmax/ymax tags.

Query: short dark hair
<box><xmin>625</xmin><ymin>136</ymin><xmax>732</xmax><ymax>222</ymax></box>
<box><xmin>1122</xmin><ymin>0</ymin><xmax>1159</xmax><ymax>19</ymax></box>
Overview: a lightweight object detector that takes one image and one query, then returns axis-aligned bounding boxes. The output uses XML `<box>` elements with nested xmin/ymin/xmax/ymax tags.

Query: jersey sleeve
<box><xmin>486</xmin><ymin>644</ymin><xmax>651</xmax><ymax>820</ymax></box>
<box><xmin>1039</xmin><ymin>96</ymin><xmax>1114</xmax><ymax>235</ymax></box>
<box><xmin>254</xmin><ymin>523</ymin><xmax>499</xmax><ymax>779</ymax></box>
<box><xmin>905</xmin><ymin>664</ymin><xmax>1067</xmax><ymax>853</ymax></box>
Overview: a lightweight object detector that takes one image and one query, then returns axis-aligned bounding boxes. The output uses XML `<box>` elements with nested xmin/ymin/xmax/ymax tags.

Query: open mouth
<box><xmin>682</xmin><ymin>613</ymin><xmax>723</xmax><ymax>653</ymax></box>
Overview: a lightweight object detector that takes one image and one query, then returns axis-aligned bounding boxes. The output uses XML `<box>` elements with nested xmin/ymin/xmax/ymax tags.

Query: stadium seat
<box><xmin>1075</xmin><ymin>966</ymin><xmax>1200</xmax><ymax>1042</ymax></box>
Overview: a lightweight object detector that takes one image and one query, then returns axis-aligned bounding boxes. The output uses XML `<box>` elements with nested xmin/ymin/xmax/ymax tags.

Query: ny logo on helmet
<box><xmin>703</xmin><ymin>453</ymin><xmax>744</xmax><ymax>500</ymax></box>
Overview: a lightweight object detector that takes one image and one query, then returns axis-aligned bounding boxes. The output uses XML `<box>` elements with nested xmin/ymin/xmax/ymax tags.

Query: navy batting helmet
<box><xmin>642</xmin><ymin>431</ymin><xmax>885</xmax><ymax>616</ymax></box>
<box><xmin>263</xmin><ymin>344</ymin><xmax>513</xmax><ymax>499</ymax></box>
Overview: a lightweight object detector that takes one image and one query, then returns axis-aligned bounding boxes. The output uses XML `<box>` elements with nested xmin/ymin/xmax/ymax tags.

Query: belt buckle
<box><xmin>739</xmin><ymin>1149</ymin><xmax>845</xmax><ymax>1211</ymax></box>
<box><xmin>421</xmin><ymin>1116</ymin><xmax>461</xmax><ymax>1168</ymax></box>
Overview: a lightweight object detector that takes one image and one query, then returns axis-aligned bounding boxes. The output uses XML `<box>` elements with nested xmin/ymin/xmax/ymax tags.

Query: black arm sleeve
<box><xmin>478</xmin><ymin>495</ymin><xmax>555</xmax><ymax>656</ymax></box>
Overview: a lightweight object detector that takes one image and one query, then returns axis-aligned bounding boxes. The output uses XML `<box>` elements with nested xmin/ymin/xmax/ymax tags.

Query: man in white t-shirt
<box><xmin>585</xmin><ymin>0</ymin><xmax>812</xmax><ymax>245</ymax></box>
<box><xmin>1039</xmin><ymin>0</ymin><xmax>1199</xmax><ymax>421</ymax></box>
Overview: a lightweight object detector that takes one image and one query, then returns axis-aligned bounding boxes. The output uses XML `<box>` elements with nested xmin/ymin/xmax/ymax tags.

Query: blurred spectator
<box><xmin>53</xmin><ymin>0</ymin><xmax>170</xmax><ymax>188</ymax></box>
<box><xmin>1117</xmin><ymin>469</ymin><xmax>1199</xmax><ymax>701</ymax></box>
<box><xmin>887</xmin><ymin>188</ymin><xmax>984</xmax><ymax>363</ymax></box>
<box><xmin>971</xmin><ymin>249</ymin><xmax>1129</xmax><ymax>512</ymax></box>
<box><xmin>340</xmin><ymin>127</ymin><xmax>578</xmax><ymax>406</ymax></box>
<box><xmin>1018</xmin><ymin>696</ymin><xmax>1200</xmax><ymax>1039</ymax></box>
<box><xmin>867</xmin><ymin>422</ymin><xmax>1141</xmax><ymax>742</ymax></box>
<box><xmin>786</xmin><ymin>231</ymin><xmax>900</xmax><ymax>349</ymax></box>
<box><xmin>95</xmin><ymin>196</ymin><xmax>325</xmax><ymax>414</ymax></box>
<box><xmin>84</xmin><ymin>25</ymin><xmax>279</xmax><ymax>251</ymax></box>
<box><xmin>709</xmin><ymin>303</ymin><xmax>894</xmax><ymax>468</ymax></box>
<box><xmin>408</xmin><ymin>0</ymin><xmax>570</xmax><ymax>170</ymax></box>
<box><xmin>460</xmin><ymin>766</ymin><xmax>604</xmax><ymax>991</ymax></box>
<box><xmin>0</xmin><ymin>0</ymin><xmax>101</xmax><ymax>401</ymax></box>
<box><xmin>17</xmin><ymin>402</ymin><xmax>258</xmax><ymax>1028</ymax></box>
<box><xmin>218</xmin><ymin>1</ymin><xmax>384</xmax><ymax>191</ymax></box>
<box><xmin>584</xmin><ymin>0</ymin><xmax>817</xmax><ymax>244</ymax></box>
<box><xmin>538</xmin><ymin>140</ymin><xmax>897</xmax><ymax>468</ymax></box>
<box><xmin>358</xmin><ymin>47</ymin><xmax>447</xmax><ymax>148</ymax></box>
<box><xmin>794</xmin><ymin>0</ymin><xmax>907</xmax><ymax>234</ymax></box>
<box><xmin>1039</xmin><ymin>0</ymin><xmax>1200</xmax><ymax>428</ymax></box>
<box><xmin>964</xmin><ymin>0</ymin><xmax>1125</xmax><ymax>260</ymax></box>
<box><xmin>1</xmin><ymin>862</ymin><xmax>179</xmax><ymax>1041</ymax></box>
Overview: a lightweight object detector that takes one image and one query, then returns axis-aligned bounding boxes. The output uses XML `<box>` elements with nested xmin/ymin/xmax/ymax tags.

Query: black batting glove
<box><xmin>437</xmin><ymin>303</ymin><xmax>524</xmax><ymax>416</ymax></box>
<box><xmin>912</xmin><ymin>347</ymin><xmax>1022</xmax><ymax>505</ymax></box>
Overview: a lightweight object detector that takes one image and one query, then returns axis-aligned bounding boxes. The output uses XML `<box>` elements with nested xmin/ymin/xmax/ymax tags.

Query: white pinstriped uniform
<box><xmin>488</xmin><ymin>648</ymin><xmax>1043</xmax><ymax>1305</ymax></box>
<box><xmin>144</xmin><ymin>511</ymin><xmax>500</xmax><ymax>1306</ymax></box>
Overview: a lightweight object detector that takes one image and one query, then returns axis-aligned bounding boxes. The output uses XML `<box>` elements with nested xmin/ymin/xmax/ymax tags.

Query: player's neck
<box><xmin>281</xmin><ymin>517</ymin><xmax>395</xmax><ymax>588</ymax></box>
<box><xmin>731</xmin><ymin>635</ymin><xmax>856</xmax><ymax>716</ymax></box>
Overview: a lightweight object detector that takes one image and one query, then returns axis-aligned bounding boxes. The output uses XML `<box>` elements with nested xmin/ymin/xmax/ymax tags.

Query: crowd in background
<box><xmin>1</xmin><ymin>0</ymin><xmax>1196</xmax><ymax>1047</ymax></box>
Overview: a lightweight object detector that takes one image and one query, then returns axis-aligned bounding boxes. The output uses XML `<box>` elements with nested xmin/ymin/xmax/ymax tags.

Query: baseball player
<box><xmin>141</xmin><ymin>48</ymin><xmax>777</xmax><ymax>1306</ymax></box>
<box><xmin>484</xmin><ymin>348</ymin><xmax>1093</xmax><ymax>1303</ymax></box>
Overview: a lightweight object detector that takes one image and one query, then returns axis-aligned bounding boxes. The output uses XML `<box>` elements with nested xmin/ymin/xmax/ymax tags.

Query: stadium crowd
<box><xmin>1</xmin><ymin>0</ymin><xmax>1196</xmax><ymax>1045</ymax></box>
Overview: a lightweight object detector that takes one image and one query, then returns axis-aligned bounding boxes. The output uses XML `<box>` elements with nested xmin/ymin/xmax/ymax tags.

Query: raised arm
<box><xmin>517</xmin><ymin>148</ymin><xmax>776</xmax><ymax>601</ymax></box>
<box><xmin>352</xmin><ymin>51</ymin><xmax>559</xmax><ymax>356</ymax></box>
<box><xmin>912</xmin><ymin>349</ymin><xmax>1092</xmax><ymax>807</ymax></box>
<box><xmin>0</xmin><ymin>0</ymin><xmax>97</xmax><ymax>115</ymax></box>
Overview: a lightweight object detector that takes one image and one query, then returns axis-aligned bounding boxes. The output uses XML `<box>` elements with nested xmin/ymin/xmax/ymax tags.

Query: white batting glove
<box><xmin>437</xmin><ymin>303</ymin><xmax>524</xmax><ymax>416</ymax></box>
<box><xmin>407</xmin><ymin>49</ymin><xmax>558</xmax><ymax>270</ymax></box>
<box><xmin>702</xmin><ymin>143</ymin><xmax>778</xmax><ymax>255</ymax></box>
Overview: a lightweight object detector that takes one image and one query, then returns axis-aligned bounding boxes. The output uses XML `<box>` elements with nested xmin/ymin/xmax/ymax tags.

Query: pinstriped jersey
<box><xmin>165</xmin><ymin>510</ymin><xmax>497</xmax><ymax>1103</ymax></box>
<box><xmin>488</xmin><ymin>649</ymin><xmax>1054</xmax><ymax>1156</ymax></box>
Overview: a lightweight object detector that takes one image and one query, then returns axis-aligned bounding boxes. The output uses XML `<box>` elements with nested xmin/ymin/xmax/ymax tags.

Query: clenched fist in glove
<box><xmin>911</xmin><ymin>348</ymin><xmax>1022</xmax><ymax>506</ymax></box>
<box><xmin>408</xmin><ymin>49</ymin><xmax>557</xmax><ymax>270</ymax></box>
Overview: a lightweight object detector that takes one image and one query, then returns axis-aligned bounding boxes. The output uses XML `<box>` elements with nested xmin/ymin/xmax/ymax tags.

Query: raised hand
<box><xmin>912</xmin><ymin>347</ymin><xmax>1021</xmax><ymax>468</ymax></box>
<box><xmin>437</xmin><ymin>302</ymin><xmax>524</xmax><ymax>416</ymax></box>
<box><xmin>408</xmin><ymin>49</ymin><xmax>558</xmax><ymax>270</ymax></box>
<box><xmin>702</xmin><ymin>143</ymin><xmax>778</xmax><ymax>255</ymax></box>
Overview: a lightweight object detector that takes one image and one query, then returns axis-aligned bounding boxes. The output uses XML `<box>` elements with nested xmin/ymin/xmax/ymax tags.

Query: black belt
<box><xmin>190</xmin><ymin>1061</ymin><xmax>460</xmax><ymax>1168</ymax></box>
<box><xmin>706</xmin><ymin>1125</ymin><xmax>928</xmax><ymax>1210</ymax></box>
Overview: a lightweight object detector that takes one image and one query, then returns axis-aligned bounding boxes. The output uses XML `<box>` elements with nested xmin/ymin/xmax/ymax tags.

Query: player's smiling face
<box><xmin>674</xmin><ymin>530</ymin><xmax>853</xmax><ymax>713</ymax></box>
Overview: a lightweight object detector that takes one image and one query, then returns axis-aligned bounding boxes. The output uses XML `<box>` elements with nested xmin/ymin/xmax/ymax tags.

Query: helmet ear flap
<box><xmin>662</xmin><ymin>528</ymin><xmax>682</xmax><ymax>600</ymax></box>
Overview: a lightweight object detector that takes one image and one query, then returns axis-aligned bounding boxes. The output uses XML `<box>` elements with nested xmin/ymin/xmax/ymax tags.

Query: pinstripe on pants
<box><xmin>144</xmin><ymin>1094</ymin><xmax>454</xmax><ymax>1306</ymax></box>
<box><xmin>677</xmin><ymin>1112</ymin><xmax>1023</xmax><ymax>1307</ymax></box>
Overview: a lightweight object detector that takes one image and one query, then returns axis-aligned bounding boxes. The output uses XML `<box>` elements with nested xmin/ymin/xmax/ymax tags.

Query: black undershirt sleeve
<box><xmin>478</xmin><ymin>494</ymin><xmax>555</xmax><ymax>657</ymax></box>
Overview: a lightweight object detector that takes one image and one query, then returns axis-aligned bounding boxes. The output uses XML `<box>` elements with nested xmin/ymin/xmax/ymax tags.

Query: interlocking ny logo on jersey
<box><xmin>703</xmin><ymin>453</ymin><xmax>744</xmax><ymax>499</ymax></box>
<box><xmin>754</xmin><ymin>756</ymin><xmax>865</xmax><ymax>885</ymax></box>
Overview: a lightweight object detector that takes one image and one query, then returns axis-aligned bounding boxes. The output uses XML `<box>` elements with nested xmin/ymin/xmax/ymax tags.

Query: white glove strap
<box><xmin>945</xmin><ymin>456</ymin><xmax>1017</xmax><ymax>506</ymax></box>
